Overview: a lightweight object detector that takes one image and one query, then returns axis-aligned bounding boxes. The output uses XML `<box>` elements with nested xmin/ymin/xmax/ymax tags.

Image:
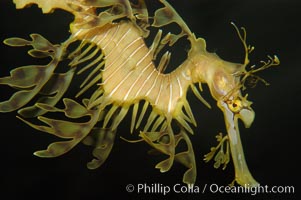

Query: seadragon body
<box><xmin>0</xmin><ymin>0</ymin><xmax>279</xmax><ymax>186</ymax></box>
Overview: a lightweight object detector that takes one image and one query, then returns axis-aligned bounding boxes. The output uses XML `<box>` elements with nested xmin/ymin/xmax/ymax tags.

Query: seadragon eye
<box><xmin>227</xmin><ymin>99</ymin><xmax>242</xmax><ymax>113</ymax></box>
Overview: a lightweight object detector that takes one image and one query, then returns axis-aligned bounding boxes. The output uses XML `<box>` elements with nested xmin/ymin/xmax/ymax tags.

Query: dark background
<box><xmin>0</xmin><ymin>0</ymin><xmax>300</xmax><ymax>199</ymax></box>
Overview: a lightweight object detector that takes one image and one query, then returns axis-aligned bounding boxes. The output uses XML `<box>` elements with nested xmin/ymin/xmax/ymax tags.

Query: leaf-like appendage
<box><xmin>0</xmin><ymin>65</ymin><xmax>51</xmax><ymax>112</ymax></box>
<box><xmin>28</xmin><ymin>49</ymin><xmax>51</xmax><ymax>58</ymax></box>
<box><xmin>13</xmin><ymin>0</ymin><xmax>72</xmax><ymax>13</ymax></box>
<box><xmin>204</xmin><ymin>133</ymin><xmax>230</xmax><ymax>170</ymax></box>
<box><xmin>152</xmin><ymin>0</ymin><xmax>193</xmax><ymax>45</ymax></box>
<box><xmin>140</xmin><ymin>129</ymin><xmax>175</xmax><ymax>172</ymax></box>
<box><xmin>140</xmin><ymin>127</ymin><xmax>196</xmax><ymax>184</ymax></box>
<box><xmin>0</xmin><ymin>34</ymin><xmax>63</xmax><ymax>113</ymax></box>
<box><xmin>83</xmin><ymin>127</ymin><xmax>116</xmax><ymax>169</ymax></box>
<box><xmin>204</xmin><ymin>147</ymin><xmax>217</xmax><ymax>163</ymax></box>
<box><xmin>175</xmin><ymin>152</ymin><xmax>196</xmax><ymax>184</ymax></box>
<box><xmin>29</xmin><ymin>34</ymin><xmax>55</xmax><ymax>52</ymax></box>
<box><xmin>18</xmin><ymin>99</ymin><xmax>101</xmax><ymax>157</ymax></box>
<box><xmin>4</xmin><ymin>37</ymin><xmax>30</xmax><ymax>47</ymax></box>
<box><xmin>18</xmin><ymin>69</ymin><xmax>75</xmax><ymax>118</ymax></box>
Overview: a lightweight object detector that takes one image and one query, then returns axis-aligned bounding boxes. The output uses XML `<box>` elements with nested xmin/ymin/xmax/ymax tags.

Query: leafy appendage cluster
<box><xmin>204</xmin><ymin>133</ymin><xmax>230</xmax><ymax>170</ymax></box>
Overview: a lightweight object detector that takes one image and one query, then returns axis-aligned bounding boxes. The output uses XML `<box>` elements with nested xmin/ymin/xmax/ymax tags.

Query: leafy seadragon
<box><xmin>0</xmin><ymin>0</ymin><xmax>279</xmax><ymax>186</ymax></box>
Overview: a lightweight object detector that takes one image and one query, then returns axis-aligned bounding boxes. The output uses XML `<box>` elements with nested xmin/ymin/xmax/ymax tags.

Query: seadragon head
<box><xmin>213</xmin><ymin>24</ymin><xmax>279</xmax><ymax>125</ymax></box>
<box><xmin>189</xmin><ymin>23</ymin><xmax>279</xmax><ymax>186</ymax></box>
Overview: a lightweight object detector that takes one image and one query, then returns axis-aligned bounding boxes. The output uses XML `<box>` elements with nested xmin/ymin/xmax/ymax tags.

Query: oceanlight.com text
<box><xmin>125</xmin><ymin>183</ymin><xmax>295</xmax><ymax>195</ymax></box>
